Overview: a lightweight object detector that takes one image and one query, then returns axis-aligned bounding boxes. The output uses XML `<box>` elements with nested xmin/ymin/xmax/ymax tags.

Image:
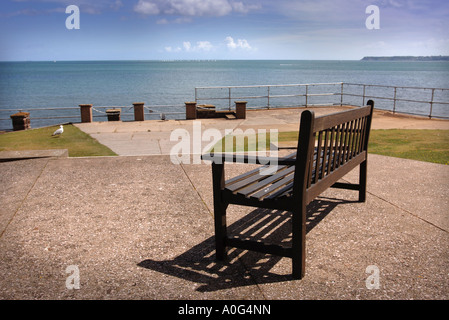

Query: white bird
<box><xmin>52</xmin><ymin>125</ymin><xmax>63</xmax><ymax>137</ymax></box>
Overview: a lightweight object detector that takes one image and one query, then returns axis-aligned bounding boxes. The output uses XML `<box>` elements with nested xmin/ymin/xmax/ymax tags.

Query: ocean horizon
<box><xmin>1</xmin><ymin>59</ymin><xmax>448</xmax><ymax>129</ymax></box>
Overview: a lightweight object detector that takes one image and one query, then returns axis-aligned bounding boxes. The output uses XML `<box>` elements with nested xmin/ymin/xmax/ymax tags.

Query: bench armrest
<box><xmin>201</xmin><ymin>153</ymin><xmax>296</xmax><ymax>166</ymax></box>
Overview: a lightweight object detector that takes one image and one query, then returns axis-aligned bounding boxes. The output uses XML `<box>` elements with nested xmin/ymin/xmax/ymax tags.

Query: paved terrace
<box><xmin>0</xmin><ymin>107</ymin><xmax>448</xmax><ymax>299</ymax></box>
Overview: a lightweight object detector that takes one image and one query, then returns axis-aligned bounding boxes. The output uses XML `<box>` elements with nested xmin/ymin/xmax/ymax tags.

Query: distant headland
<box><xmin>361</xmin><ymin>56</ymin><xmax>449</xmax><ymax>61</ymax></box>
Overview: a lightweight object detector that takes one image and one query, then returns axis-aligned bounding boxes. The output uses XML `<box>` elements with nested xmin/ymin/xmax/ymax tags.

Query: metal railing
<box><xmin>90</xmin><ymin>105</ymin><xmax>185</xmax><ymax>119</ymax></box>
<box><xmin>195</xmin><ymin>82</ymin><xmax>449</xmax><ymax>119</ymax></box>
<box><xmin>0</xmin><ymin>104</ymin><xmax>185</xmax><ymax>130</ymax></box>
<box><xmin>342</xmin><ymin>83</ymin><xmax>449</xmax><ymax>119</ymax></box>
<box><xmin>1</xmin><ymin>82</ymin><xmax>448</xmax><ymax>130</ymax></box>
<box><xmin>195</xmin><ymin>82</ymin><xmax>344</xmax><ymax>110</ymax></box>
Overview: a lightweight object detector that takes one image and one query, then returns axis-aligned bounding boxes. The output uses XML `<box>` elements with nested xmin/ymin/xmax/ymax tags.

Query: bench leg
<box><xmin>291</xmin><ymin>204</ymin><xmax>306</xmax><ymax>279</ymax></box>
<box><xmin>212</xmin><ymin>163</ymin><xmax>227</xmax><ymax>260</ymax></box>
<box><xmin>214</xmin><ymin>203</ymin><xmax>227</xmax><ymax>260</ymax></box>
<box><xmin>359</xmin><ymin>160</ymin><xmax>367</xmax><ymax>202</ymax></box>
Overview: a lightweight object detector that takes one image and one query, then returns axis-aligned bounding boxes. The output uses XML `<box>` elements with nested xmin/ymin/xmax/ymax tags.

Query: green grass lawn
<box><xmin>368</xmin><ymin>129</ymin><xmax>449</xmax><ymax>165</ymax></box>
<box><xmin>211</xmin><ymin>129</ymin><xmax>449</xmax><ymax>165</ymax></box>
<box><xmin>0</xmin><ymin>124</ymin><xmax>117</xmax><ymax>157</ymax></box>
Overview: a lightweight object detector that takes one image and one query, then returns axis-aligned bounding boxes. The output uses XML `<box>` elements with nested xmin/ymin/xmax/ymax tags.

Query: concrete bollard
<box><xmin>79</xmin><ymin>104</ymin><xmax>93</xmax><ymax>123</ymax></box>
<box><xmin>10</xmin><ymin>112</ymin><xmax>31</xmax><ymax>131</ymax></box>
<box><xmin>235</xmin><ymin>101</ymin><xmax>247</xmax><ymax>119</ymax></box>
<box><xmin>185</xmin><ymin>102</ymin><xmax>197</xmax><ymax>120</ymax></box>
<box><xmin>133</xmin><ymin>102</ymin><xmax>145</xmax><ymax>121</ymax></box>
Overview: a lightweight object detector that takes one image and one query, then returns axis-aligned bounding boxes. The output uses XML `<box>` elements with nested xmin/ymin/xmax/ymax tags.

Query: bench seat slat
<box><xmin>249</xmin><ymin>172</ymin><xmax>295</xmax><ymax>200</ymax></box>
<box><xmin>225</xmin><ymin>152</ymin><xmax>296</xmax><ymax>192</ymax></box>
<box><xmin>236</xmin><ymin>165</ymin><xmax>296</xmax><ymax>197</ymax></box>
<box><xmin>225</xmin><ymin>165</ymin><xmax>288</xmax><ymax>192</ymax></box>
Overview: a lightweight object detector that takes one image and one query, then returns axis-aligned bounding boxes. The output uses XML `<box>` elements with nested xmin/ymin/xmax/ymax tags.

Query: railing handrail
<box><xmin>194</xmin><ymin>82</ymin><xmax>449</xmax><ymax>119</ymax></box>
<box><xmin>195</xmin><ymin>82</ymin><xmax>343</xmax><ymax>89</ymax></box>
<box><xmin>344</xmin><ymin>82</ymin><xmax>449</xmax><ymax>91</ymax></box>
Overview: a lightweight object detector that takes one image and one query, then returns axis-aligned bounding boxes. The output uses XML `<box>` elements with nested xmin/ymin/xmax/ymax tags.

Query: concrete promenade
<box><xmin>0</xmin><ymin>107</ymin><xmax>448</xmax><ymax>300</ymax></box>
<box><xmin>73</xmin><ymin>107</ymin><xmax>449</xmax><ymax>156</ymax></box>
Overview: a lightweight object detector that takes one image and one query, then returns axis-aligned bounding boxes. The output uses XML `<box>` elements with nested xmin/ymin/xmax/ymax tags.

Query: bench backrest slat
<box><xmin>292</xmin><ymin>101</ymin><xmax>374</xmax><ymax>205</ymax></box>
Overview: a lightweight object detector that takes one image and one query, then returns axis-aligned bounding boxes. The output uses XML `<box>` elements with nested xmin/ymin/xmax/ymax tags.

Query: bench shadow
<box><xmin>138</xmin><ymin>196</ymin><xmax>354</xmax><ymax>292</ymax></box>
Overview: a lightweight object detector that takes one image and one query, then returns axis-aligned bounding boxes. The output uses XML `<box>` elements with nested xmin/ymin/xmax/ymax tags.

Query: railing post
<box><xmin>185</xmin><ymin>101</ymin><xmax>197</xmax><ymax>120</ymax></box>
<box><xmin>267</xmin><ymin>86</ymin><xmax>270</xmax><ymax>109</ymax></box>
<box><xmin>79</xmin><ymin>104</ymin><xmax>93</xmax><ymax>123</ymax></box>
<box><xmin>362</xmin><ymin>85</ymin><xmax>366</xmax><ymax>106</ymax></box>
<box><xmin>305</xmin><ymin>85</ymin><xmax>308</xmax><ymax>107</ymax></box>
<box><xmin>228</xmin><ymin>87</ymin><xmax>231</xmax><ymax>111</ymax></box>
<box><xmin>340</xmin><ymin>83</ymin><xmax>344</xmax><ymax>106</ymax></box>
<box><xmin>133</xmin><ymin>102</ymin><xmax>145</xmax><ymax>121</ymax></box>
<box><xmin>429</xmin><ymin>88</ymin><xmax>435</xmax><ymax>119</ymax></box>
<box><xmin>393</xmin><ymin>87</ymin><xmax>397</xmax><ymax>114</ymax></box>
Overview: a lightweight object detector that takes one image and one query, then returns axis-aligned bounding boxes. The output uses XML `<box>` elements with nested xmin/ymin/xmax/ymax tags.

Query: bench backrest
<box><xmin>293</xmin><ymin>101</ymin><xmax>374</xmax><ymax>204</ymax></box>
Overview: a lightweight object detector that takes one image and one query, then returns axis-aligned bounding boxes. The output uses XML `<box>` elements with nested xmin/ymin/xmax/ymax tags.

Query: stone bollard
<box><xmin>79</xmin><ymin>104</ymin><xmax>93</xmax><ymax>123</ymax></box>
<box><xmin>106</xmin><ymin>108</ymin><xmax>121</xmax><ymax>121</ymax></box>
<box><xmin>235</xmin><ymin>101</ymin><xmax>247</xmax><ymax>119</ymax></box>
<box><xmin>185</xmin><ymin>102</ymin><xmax>197</xmax><ymax>120</ymax></box>
<box><xmin>10</xmin><ymin>112</ymin><xmax>31</xmax><ymax>131</ymax></box>
<box><xmin>133</xmin><ymin>102</ymin><xmax>145</xmax><ymax>121</ymax></box>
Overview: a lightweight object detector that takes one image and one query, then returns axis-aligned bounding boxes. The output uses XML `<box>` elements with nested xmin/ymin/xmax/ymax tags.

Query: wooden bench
<box><xmin>201</xmin><ymin>100</ymin><xmax>374</xmax><ymax>279</ymax></box>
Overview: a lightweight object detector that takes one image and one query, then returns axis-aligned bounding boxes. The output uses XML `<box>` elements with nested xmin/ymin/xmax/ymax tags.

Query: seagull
<box><xmin>52</xmin><ymin>125</ymin><xmax>63</xmax><ymax>137</ymax></box>
<box><xmin>160</xmin><ymin>113</ymin><xmax>166</xmax><ymax>121</ymax></box>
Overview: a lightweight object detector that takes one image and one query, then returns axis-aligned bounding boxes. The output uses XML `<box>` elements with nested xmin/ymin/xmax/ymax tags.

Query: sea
<box><xmin>1</xmin><ymin>60</ymin><xmax>448</xmax><ymax>130</ymax></box>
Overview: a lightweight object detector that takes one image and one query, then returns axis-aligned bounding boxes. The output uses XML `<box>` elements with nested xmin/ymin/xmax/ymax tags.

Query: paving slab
<box><xmin>0</xmin><ymin>158</ymin><xmax>49</xmax><ymax>237</ymax></box>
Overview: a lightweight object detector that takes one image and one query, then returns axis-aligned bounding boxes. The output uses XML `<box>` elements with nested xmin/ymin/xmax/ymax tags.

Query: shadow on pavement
<box><xmin>138</xmin><ymin>196</ymin><xmax>354</xmax><ymax>292</ymax></box>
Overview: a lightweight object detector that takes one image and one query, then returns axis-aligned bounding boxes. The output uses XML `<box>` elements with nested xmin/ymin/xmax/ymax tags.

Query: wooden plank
<box><xmin>314</xmin><ymin>131</ymin><xmax>323</xmax><ymax>184</ymax></box>
<box><xmin>306</xmin><ymin>152</ymin><xmax>366</xmax><ymax>203</ymax></box>
<box><xmin>237</xmin><ymin>166</ymin><xmax>295</xmax><ymax>197</ymax></box>
<box><xmin>223</xmin><ymin>151</ymin><xmax>297</xmax><ymax>187</ymax></box>
<box><xmin>321</xmin><ymin>129</ymin><xmax>330</xmax><ymax>178</ymax></box>
<box><xmin>252</xmin><ymin>173</ymin><xmax>294</xmax><ymax>200</ymax></box>
<box><xmin>327</xmin><ymin>127</ymin><xmax>336</xmax><ymax>175</ymax></box>
<box><xmin>313</xmin><ymin>105</ymin><xmax>371</xmax><ymax>132</ymax></box>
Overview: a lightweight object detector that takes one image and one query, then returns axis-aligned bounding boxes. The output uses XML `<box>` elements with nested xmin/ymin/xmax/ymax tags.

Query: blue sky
<box><xmin>0</xmin><ymin>0</ymin><xmax>448</xmax><ymax>61</ymax></box>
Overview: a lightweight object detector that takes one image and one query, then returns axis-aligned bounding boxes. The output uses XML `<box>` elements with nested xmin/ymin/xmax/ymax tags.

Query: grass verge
<box><xmin>210</xmin><ymin>129</ymin><xmax>449</xmax><ymax>165</ymax></box>
<box><xmin>0</xmin><ymin>124</ymin><xmax>117</xmax><ymax>157</ymax></box>
<box><xmin>368</xmin><ymin>129</ymin><xmax>449</xmax><ymax>165</ymax></box>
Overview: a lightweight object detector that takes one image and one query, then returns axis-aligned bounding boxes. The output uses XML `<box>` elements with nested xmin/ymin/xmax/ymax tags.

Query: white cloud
<box><xmin>134</xmin><ymin>0</ymin><xmax>160</xmax><ymax>15</ymax></box>
<box><xmin>179</xmin><ymin>41</ymin><xmax>214</xmax><ymax>52</ymax></box>
<box><xmin>231</xmin><ymin>1</ymin><xmax>261</xmax><ymax>14</ymax></box>
<box><xmin>225</xmin><ymin>36</ymin><xmax>252</xmax><ymax>50</ymax></box>
<box><xmin>196</xmin><ymin>41</ymin><xmax>214</xmax><ymax>51</ymax></box>
<box><xmin>165</xmin><ymin>46</ymin><xmax>182</xmax><ymax>52</ymax></box>
<box><xmin>133</xmin><ymin>0</ymin><xmax>260</xmax><ymax>17</ymax></box>
<box><xmin>183</xmin><ymin>41</ymin><xmax>192</xmax><ymax>51</ymax></box>
<box><xmin>165</xmin><ymin>36</ymin><xmax>255</xmax><ymax>54</ymax></box>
